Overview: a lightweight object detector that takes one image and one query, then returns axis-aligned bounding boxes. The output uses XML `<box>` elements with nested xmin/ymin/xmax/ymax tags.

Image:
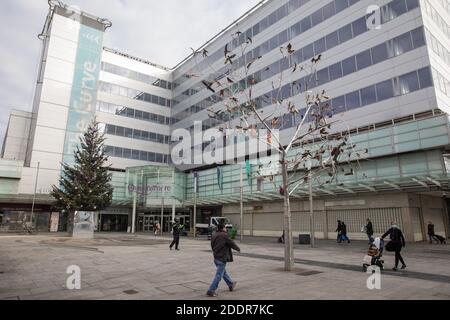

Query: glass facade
<box><xmin>172</xmin><ymin>0</ymin><xmax>420</xmax><ymax>123</ymax></box>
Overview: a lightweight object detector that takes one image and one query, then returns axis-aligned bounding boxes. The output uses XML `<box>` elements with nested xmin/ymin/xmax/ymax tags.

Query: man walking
<box><xmin>365</xmin><ymin>218</ymin><xmax>374</xmax><ymax>244</ymax></box>
<box><xmin>427</xmin><ymin>221</ymin><xmax>438</xmax><ymax>244</ymax></box>
<box><xmin>169</xmin><ymin>218</ymin><xmax>184</xmax><ymax>251</ymax></box>
<box><xmin>207</xmin><ymin>222</ymin><xmax>240</xmax><ymax>297</ymax></box>
<box><xmin>382</xmin><ymin>221</ymin><xmax>407</xmax><ymax>271</ymax></box>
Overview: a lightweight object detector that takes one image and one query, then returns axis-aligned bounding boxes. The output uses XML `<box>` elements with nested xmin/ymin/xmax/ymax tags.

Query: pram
<box><xmin>363</xmin><ymin>238</ymin><xmax>384</xmax><ymax>272</ymax></box>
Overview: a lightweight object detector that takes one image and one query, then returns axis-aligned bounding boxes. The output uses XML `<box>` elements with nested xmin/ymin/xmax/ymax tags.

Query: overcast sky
<box><xmin>0</xmin><ymin>0</ymin><xmax>261</xmax><ymax>144</ymax></box>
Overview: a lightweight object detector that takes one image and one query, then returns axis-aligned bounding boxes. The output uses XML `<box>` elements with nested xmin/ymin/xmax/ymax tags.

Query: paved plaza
<box><xmin>0</xmin><ymin>233</ymin><xmax>450</xmax><ymax>300</ymax></box>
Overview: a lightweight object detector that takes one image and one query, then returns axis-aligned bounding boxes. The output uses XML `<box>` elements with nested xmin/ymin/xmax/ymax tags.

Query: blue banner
<box><xmin>63</xmin><ymin>24</ymin><xmax>104</xmax><ymax>165</ymax></box>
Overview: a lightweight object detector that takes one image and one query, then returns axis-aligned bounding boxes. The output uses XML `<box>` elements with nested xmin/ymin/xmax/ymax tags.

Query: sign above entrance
<box><xmin>128</xmin><ymin>184</ymin><xmax>172</xmax><ymax>195</ymax></box>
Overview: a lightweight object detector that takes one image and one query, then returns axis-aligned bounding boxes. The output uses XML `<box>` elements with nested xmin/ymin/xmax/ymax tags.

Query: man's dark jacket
<box><xmin>366</xmin><ymin>221</ymin><xmax>373</xmax><ymax>235</ymax></box>
<box><xmin>211</xmin><ymin>230</ymin><xmax>240</xmax><ymax>263</ymax></box>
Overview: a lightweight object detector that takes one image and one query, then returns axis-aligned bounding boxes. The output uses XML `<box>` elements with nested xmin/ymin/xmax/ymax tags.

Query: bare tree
<box><xmin>189</xmin><ymin>32</ymin><xmax>366</xmax><ymax>271</ymax></box>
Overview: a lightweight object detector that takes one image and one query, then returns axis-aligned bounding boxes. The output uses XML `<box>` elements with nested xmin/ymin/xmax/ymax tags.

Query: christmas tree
<box><xmin>51</xmin><ymin>118</ymin><xmax>113</xmax><ymax>216</ymax></box>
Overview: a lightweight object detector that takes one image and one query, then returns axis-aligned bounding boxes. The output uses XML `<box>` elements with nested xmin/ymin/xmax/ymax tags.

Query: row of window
<box><xmin>98</xmin><ymin>81</ymin><xmax>173</xmax><ymax>107</ymax></box>
<box><xmin>174</xmin><ymin>0</ymin><xmax>361</xmax><ymax>96</ymax></box>
<box><xmin>174</xmin><ymin>25</ymin><xmax>424</xmax><ymax>124</ymax></box>
<box><xmin>172</xmin><ymin>0</ymin><xmax>419</xmax><ymax>122</ymax></box>
<box><xmin>432</xmin><ymin>67</ymin><xmax>450</xmax><ymax>98</ymax></box>
<box><xmin>425</xmin><ymin>28</ymin><xmax>450</xmax><ymax>68</ymax></box>
<box><xmin>423</xmin><ymin>0</ymin><xmax>450</xmax><ymax>41</ymax></box>
<box><xmin>105</xmin><ymin>145</ymin><xmax>169</xmax><ymax>164</ymax></box>
<box><xmin>96</xmin><ymin>101</ymin><xmax>173</xmax><ymax>125</ymax></box>
<box><xmin>188</xmin><ymin>67</ymin><xmax>433</xmax><ymax>151</ymax></box>
<box><xmin>101</xmin><ymin>62</ymin><xmax>173</xmax><ymax>90</ymax></box>
<box><xmin>246</xmin><ymin>67</ymin><xmax>433</xmax><ymax>132</ymax></box>
<box><xmin>103</xmin><ymin>123</ymin><xmax>170</xmax><ymax>145</ymax></box>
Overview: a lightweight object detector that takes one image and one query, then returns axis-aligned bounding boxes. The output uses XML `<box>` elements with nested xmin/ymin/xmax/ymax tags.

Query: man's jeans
<box><xmin>208</xmin><ymin>259</ymin><xmax>233</xmax><ymax>293</ymax></box>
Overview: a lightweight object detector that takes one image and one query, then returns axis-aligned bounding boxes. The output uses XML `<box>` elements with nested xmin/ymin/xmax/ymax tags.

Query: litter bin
<box><xmin>299</xmin><ymin>234</ymin><xmax>311</xmax><ymax>245</ymax></box>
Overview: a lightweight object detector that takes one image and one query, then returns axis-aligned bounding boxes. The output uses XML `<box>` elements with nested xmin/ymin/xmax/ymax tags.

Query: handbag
<box><xmin>385</xmin><ymin>241</ymin><xmax>396</xmax><ymax>252</ymax></box>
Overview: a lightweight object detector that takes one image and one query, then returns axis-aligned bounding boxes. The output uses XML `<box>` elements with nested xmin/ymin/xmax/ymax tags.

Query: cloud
<box><xmin>0</xmin><ymin>0</ymin><xmax>261</xmax><ymax>144</ymax></box>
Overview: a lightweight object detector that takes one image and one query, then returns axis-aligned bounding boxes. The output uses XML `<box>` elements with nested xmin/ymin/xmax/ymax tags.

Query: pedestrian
<box><xmin>341</xmin><ymin>221</ymin><xmax>350</xmax><ymax>243</ymax></box>
<box><xmin>382</xmin><ymin>221</ymin><xmax>407</xmax><ymax>271</ymax></box>
<box><xmin>336</xmin><ymin>220</ymin><xmax>343</xmax><ymax>243</ymax></box>
<box><xmin>207</xmin><ymin>222</ymin><xmax>240</xmax><ymax>297</ymax></box>
<box><xmin>154</xmin><ymin>221</ymin><xmax>161</xmax><ymax>236</ymax></box>
<box><xmin>169</xmin><ymin>218</ymin><xmax>184</xmax><ymax>251</ymax></box>
<box><xmin>427</xmin><ymin>221</ymin><xmax>439</xmax><ymax>244</ymax></box>
<box><xmin>365</xmin><ymin>218</ymin><xmax>374</xmax><ymax>244</ymax></box>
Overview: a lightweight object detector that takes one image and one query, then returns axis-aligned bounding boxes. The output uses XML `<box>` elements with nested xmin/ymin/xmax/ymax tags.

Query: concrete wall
<box><xmin>1</xmin><ymin>111</ymin><xmax>32</xmax><ymax>161</ymax></box>
<box><xmin>223</xmin><ymin>192</ymin><xmax>447</xmax><ymax>242</ymax></box>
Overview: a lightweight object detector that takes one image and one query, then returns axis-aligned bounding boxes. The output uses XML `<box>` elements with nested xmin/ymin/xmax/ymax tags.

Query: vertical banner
<box><xmin>193</xmin><ymin>172</ymin><xmax>199</xmax><ymax>194</ymax></box>
<box><xmin>246</xmin><ymin>160</ymin><xmax>252</xmax><ymax>186</ymax></box>
<box><xmin>217</xmin><ymin>167</ymin><xmax>223</xmax><ymax>190</ymax></box>
<box><xmin>63</xmin><ymin>24</ymin><xmax>104</xmax><ymax>165</ymax></box>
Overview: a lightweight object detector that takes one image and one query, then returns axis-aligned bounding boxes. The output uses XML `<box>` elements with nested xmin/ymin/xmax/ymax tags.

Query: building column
<box><xmin>400</xmin><ymin>207</ymin><xmax>415</xmax><ymax>243</ymax></box>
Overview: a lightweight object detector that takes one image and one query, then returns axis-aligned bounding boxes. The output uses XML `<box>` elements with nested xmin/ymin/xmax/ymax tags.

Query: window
<box><xmin>105</xmin><ymin>146</ymin><xmax>114</xmax><ymax>156</ymax></box>
<box><xmin>139</xmin><ymin>151</ymin><xmax>148</xmax><ymax>161</ymax></box>
<box><xmin>371</xmin><ymin>43</ymin><xmax>388</xmax><ymax>64</ymax></box>
<box><xmin>125</xmin><ymin>128</ymin><xmax>133</xmax><ymax>138</ymax></box>
<box><xmin>360</xmin><ymin>85</ymin><xmax>377</xmax><ymax>105</ymax></box>
<box><xmin>329</xmin><ymin>62</ymin><xmax>343</xmax><ymax>81</ymax></box>
<box><xmin>393</xmin><ymin>32</ymin><xmax>413</xmax><ymax>55</ymax></box>
<box><xmin>115</xmin><ymin>126</ymin><xmax>125</xmax><ymax>136</ymax></box>
<box><xmin>291</xmin><ymin>22</ymin><xmax>302</xmax><ymax>37</ymax></box>
<box><xmin>155</xmin><ymin>153</ymin><xmax>163</xmax><ymax>163</ymax></box>
<box><xmin>390</xmin><ymin>0</ymin><xmax>408</xmax><ymax>18</ymax></box>
<box><xmin>406</xmin><ymin>0</ymin><xmax>419</xmax><ymax>10</ymax></box>
<box><xmin>411</xmin><ymin>27</ymin><xmax>425</xmax><ymax>48</ymax></box>
<box><xmin>332</xmin><ymin>95</ymin><xmax>346</xmax><ymax>114</ymax></box>
<box><xmin>132</xmin><ymin>150</ymin><xmax>140</xmax><ymax>160</ymax></box>
<box><xmin>123</xmin><ymin>148</ymin><xmax>131</xmax><ymax>159</ymax></box>
<box><xmin>133</xmin><ymin>130</ymin><xmax>141</xmax><ymax>140</ymax></box>
<box><xmin>356</xmin><ymin>50</ymin><xmax>372</xmax><ymax>70</ymax></box>
<box><xmin>114</xmin><ymin>147</ymin><xmax>123</xmax><ymax>158</ymax></box>
<box><xmin>323</xmin><ymin>2</ymin><xmax>336</xmax><ymax>20</ymax></box>
<box><xmin>342</xmin><ymin>56</ymin><xmax>356</xmax><ymax>76</ymax></box>
<box><xmin>317</xmin><ymin>68</ymin><xmax>329</xmax><ymax>86</ymax></box>
<box><xmin>106</xmin><ymin>125</ymin><xmax>115</xmax><ymax>135</ymax></box>
<box><xmin>376</xmin><ymin>79</ymin><xmax>394</xmax><ymax>101</ymax></box>
<box><xmin>399</xmin><ymin>71</ymin><xmax>420</xmax><ymax>94</ymax></box>
<box><xmin>126</xmin><ymin>108</ymin><xmax>134</xmax><ymax>118</ymax></box>
<box><xmin>303</xmin><ymin>43</ymin><xmax>314</xmax><ymax>60</ymax></box>
<box><xmin>301</xmin><ymin>16</ymin><xmax>312</xmax><ymax>32</ymax></box>
<box><xmin>314</xmin><ymin>38</ymin><xmax>326</xmax><ymax>55</ymax></box>
<box><xmin>338</xmin><ymin>24</ymin><xmax>353</xmax><ymax>43</ymax></box>
<box><xmin>326</xmin><ymin>31</ymin><xmax>339</xmax><ymax>50</ymax></box>
<box><xmin>311</xmin><ymin>9</ymin><xmax>323</xmax><ymax>27</ymax></box>
<box><xmin>345</xmin><ymin>91</ymin><xmax>361</xmax><ymax>110</ymax></box>
<box><xmin>418</xmin><ymin>67</ymin><xmax>433</xmax><ymax>88</ymax></box>
<box><xmin>335</xmin><ymin>0</ymin><xmax>349</xmax><ymax>13</ymax></box>
<box><xmin>352</xmin><ymin>17</ymin><xmax>367</xmax><ymax>37</ymax></box>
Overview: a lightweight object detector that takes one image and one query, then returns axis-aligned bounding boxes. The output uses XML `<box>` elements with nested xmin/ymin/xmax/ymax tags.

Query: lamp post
<box><xmin>309</xmin><ymin>170</ymin><xmax>315</xmax><ymax>248</ymax></box>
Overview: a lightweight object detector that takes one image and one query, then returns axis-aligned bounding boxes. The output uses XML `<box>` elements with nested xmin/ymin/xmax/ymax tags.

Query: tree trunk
<box><xmin>281</xmin><ymin>155</ymin><xmax>294</xmax><ymax>271</ymax></box>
